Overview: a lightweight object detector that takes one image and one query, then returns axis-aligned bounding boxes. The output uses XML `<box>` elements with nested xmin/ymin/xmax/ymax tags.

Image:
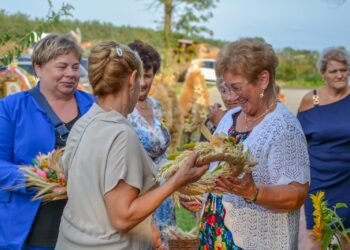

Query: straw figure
<box><xmin>150</xmin><ymin>71</ymin><xmax>183</xmax><ymax>152</ymax></box>
<box><xmin>179</xmin><ymin>63</ymin><xmax>210</xmax><ymax>144</ymax></box>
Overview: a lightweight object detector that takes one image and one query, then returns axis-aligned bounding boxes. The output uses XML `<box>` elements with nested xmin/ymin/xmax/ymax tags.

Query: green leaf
<box><xmin>210</xmin><ymin>164</ymin><xmax>223</xmax><ymax>173</ymax></box>
<box><xmin>227</xmin><ymin>137</ymin><xmax>236</xmax><ymax>145</ymax></box>
<box><xmin>334</xmin><ymin>203</ymin><xmax>347</xmax><ymax>209</ymax></box>
<box><xmin>167</xmin><ymin>151</ymin><xmax>180</xmax><ymax>160</ymax></box>
<box><xmin>322</xmin><ymin>228</ymin><xmax>333</xmax><ymax>250</ymax></box>
<box><xmin>182</xmin><ymin>143</ymin><xmax>196</xmax><ymax>149</ymax></box>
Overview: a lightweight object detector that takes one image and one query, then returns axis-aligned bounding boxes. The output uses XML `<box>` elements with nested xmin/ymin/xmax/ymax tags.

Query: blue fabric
<box><xmin>297</xmin><ymin>94</ymin><xmax>350</xmax><ymax>229</ymax></box>
<box><xmin>0</xmin><ymin>84</ymin><xmax>94</xmax><ymax>250</ymax></box>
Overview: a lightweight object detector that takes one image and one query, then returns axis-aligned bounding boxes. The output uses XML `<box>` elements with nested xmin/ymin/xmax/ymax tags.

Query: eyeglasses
<box><xmin>218</xmin><ymin>82</ymin><xmax>248</xmax><ymax>95</ymax></box>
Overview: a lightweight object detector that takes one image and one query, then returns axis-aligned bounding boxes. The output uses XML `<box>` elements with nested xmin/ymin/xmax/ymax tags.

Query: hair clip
<box><xmin>116</xmin><ymin>46</ymin><xmax>123</xmax><ymax>58</ymax></box>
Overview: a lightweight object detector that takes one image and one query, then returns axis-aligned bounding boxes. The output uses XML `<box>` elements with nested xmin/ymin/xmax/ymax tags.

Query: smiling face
<box><xmin>323</xmin><ymin>60</ymin><xmax>349</xmax><ymax>91</ymax></box>
<box><xmin>138</xmin><ymin>67</ymin><xmax>155</xmax><ymax>101</ymax></box>
<box><xmin>216</xmin><ymin>80</ymin><xmax>239</xmax><ymax>110</ymax></box>
<box><xmin>223</xmin><ymin>71</ymin><xmax>267</xmax><ymax>116</ymax></box>
<box><xmin>35</xmin><ymin>50</ymin><xmax>80</xmax><ymax>97</ymax></box>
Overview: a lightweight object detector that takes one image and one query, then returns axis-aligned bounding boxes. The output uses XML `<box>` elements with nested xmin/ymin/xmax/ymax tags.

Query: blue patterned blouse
<box><xmin>128</xmin><ymin>97</ymin><xmax>171</xmax><ymax>167</ymax></box>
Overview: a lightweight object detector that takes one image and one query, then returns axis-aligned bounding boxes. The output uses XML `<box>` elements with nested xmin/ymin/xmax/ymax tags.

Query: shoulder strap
<box><xmin>312</xmin><ymin>89</ymin><xmax>320</xmax><ymax>106</ymax></box>
<box><xmin>29</xmin><ymin>87</ymin><xmax>69</xmax><ymax>139</ymax></box>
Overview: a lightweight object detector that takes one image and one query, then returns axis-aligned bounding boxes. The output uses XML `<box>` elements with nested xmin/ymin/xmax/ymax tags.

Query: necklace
<box><xmin>243</xmin><ymin>101</ymin><xmax>276</xmax><ymax>131</ymax></box>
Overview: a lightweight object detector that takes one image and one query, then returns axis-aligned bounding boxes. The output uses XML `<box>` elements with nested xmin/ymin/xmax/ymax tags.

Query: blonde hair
<box><xmin>215</xmin><ymin>38</ymin><xmax>278</xmax><ymax>91</ymax></box>
<box><xmin>32</xmin><ymin>34</ymin><xmax>83</xmax><ymax>67</ymax></box>
<box><xmin>88</xmin><ymin>41</ymin><xmax>143</xmax><ymax>97</ymax></box>
<box><xmin>317</xmin><ymin>48</ymin><xmax>350</xmax><ymax>73</ymax></box>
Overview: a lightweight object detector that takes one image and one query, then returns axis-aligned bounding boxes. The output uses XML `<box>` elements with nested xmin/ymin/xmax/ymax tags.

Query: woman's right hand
<box><xmin>171</xmin><ymin>151</ymin><xmax>208</xmax><ymax>188</ymax></box>
<box><xmin>208</xmin><ymin>103</ymin><xmax>225</xmax><ymax>126</ymax></box>
<box><xmin>179</xmin><ymin>195</ymin><xmax>202</xmax><ymax>212</ymax></box>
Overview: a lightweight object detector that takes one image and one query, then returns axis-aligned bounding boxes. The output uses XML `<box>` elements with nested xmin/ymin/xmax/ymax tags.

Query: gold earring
<box><xmin>260</xmin><ymin>89</ymin><xmax>265</xmax><ymax>98</ymax></box>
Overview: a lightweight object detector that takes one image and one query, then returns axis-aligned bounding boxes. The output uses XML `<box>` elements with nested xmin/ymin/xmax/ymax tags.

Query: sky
<box><xmin>1</xmin><ymin>0</ymin><xmax>349</xmax><ymax>51</ymax></box>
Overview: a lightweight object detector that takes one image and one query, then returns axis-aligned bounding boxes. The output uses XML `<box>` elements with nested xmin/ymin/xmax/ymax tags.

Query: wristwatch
<box><xmin>244</xmin><ymin>186</ymin><xmax>259</xmax><ymax>204</ymax></box>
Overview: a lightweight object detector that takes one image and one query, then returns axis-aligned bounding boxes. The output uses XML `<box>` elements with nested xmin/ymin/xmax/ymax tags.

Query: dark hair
<box><xmin>88</xmin><ymin>41</ymin><xmax>143</xmax><ymax>97</ymax></box>
<box><xmin>128</xmin><ymin>40</ymin><xmax>161</xmax><ymax>74</ymax></box>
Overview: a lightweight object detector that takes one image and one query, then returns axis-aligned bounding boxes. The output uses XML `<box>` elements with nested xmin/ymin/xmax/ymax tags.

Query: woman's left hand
<box><xmin>215</xmin><ymin>173</ymin><xmax>258</xmax><ymax>200</ymax></box>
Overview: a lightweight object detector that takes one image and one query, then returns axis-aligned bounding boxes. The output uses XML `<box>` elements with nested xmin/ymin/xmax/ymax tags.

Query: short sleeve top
<box><xmin>56</xmin><ymin>103</ymin><xmax>156</xmax><ymax>250</ymax></box>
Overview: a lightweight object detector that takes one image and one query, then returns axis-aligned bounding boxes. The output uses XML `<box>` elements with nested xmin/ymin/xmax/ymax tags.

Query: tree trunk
<box><xmin>164</xmin><ymin>0</ymin><xmax>173</xmax><ymax>49</ymax></box>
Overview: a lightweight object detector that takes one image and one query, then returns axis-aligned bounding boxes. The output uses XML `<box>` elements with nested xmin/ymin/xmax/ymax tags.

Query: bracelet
<box><xmin>244</xmin><ymin>186</ymin><xmax>259</xmax><ymax>204</ymax></box>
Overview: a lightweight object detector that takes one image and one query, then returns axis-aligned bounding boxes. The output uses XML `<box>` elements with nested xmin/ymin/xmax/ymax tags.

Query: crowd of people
<box><xmin>0</xmin><ymin>33</ymin><xmax>349</xmax><ymax>250</ymax></box>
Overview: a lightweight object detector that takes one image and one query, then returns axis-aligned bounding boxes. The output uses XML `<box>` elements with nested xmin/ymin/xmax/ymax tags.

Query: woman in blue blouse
<box><xmin>0</xmin><ymin>35</ymin><xmax>94</xmax><ymax>250</ymax></box>
<box><xmin>127</xmin><ymin>40</ymin><xmax>172</xmax><ymax>249</ymax></box>
<box><xmin>297</xmin><ymin>48</ymin><xmax>350</xmax><ymax>249</ymax></box>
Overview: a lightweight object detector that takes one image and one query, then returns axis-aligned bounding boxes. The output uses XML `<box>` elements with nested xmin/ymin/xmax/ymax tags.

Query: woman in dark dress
<box><xmin>297</xmin><ymin>48</ymin><xmax>350</xmax><ymax>249</ymax></box>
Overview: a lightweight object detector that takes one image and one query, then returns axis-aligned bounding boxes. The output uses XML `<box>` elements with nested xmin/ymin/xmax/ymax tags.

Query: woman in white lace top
<box><xmin>198</xmin><ymin>39</ymin><xmax>310</xmax><ymax>250</ymax></box>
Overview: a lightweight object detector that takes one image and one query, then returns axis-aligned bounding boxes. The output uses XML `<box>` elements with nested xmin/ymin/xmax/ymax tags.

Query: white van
<box><xmin>191</xmin><ymin>58</ymin><xmax>216</xmax><ymax>84</ymax></box>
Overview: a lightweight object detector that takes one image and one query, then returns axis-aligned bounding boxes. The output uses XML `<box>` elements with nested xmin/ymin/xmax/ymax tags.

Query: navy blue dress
<box><xmin>297</xmin><ymin>93</ymin><xmax>350</xmax><ymax>229</ymax></box>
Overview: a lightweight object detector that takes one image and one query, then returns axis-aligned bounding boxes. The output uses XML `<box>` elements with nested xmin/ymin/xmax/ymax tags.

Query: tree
<box><xmin>0</xmin><ymin>0</ymin><xmax>73</xmax><ymax>66</ymax></box>
<box><xmin>149</xmin><ymin>0</ymin><xmax>219</xmax><ymax>49</ymax></box>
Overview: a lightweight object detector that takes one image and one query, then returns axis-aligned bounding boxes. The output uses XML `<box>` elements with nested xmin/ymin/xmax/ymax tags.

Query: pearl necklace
<box><xmin>243</xmin><ymin>101</ymin><xmax>276</xmax><ymax>131</ymax></box>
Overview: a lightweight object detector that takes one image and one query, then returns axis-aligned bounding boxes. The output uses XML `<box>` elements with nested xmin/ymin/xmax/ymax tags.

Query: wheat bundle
<box><xmin>157</xmin><ymin>133</ymin><xmax>255</xmax><ymax>204</ymax></box>
<box><xmin>19</xmin><ymin>149</ymin><xmax>67</xmax><ymax>201</ymax></box>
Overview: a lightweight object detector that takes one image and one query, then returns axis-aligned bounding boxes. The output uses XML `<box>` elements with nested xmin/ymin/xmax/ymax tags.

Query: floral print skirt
<box><xmin>153</xmin><ymin>196</ymin><xmax>176</xmax><ymax>246</ymax></box>
<box><xmin>199</xmin><ymin>193</ymin><xmax>242</xmax><ymax>250</ymax></box>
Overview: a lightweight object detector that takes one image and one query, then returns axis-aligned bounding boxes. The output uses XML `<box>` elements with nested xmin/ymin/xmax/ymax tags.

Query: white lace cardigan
<box><xmin>213</xmin><ymin>103</ymin><xmax>310</xmax><ymax>250</ymax></box>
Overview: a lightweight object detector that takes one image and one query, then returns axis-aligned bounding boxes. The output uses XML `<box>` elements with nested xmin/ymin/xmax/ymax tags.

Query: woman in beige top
<box><xmin>55</xmin><ymin>41</ymin><xmax>208</xmax><ymax>250</ymax></box>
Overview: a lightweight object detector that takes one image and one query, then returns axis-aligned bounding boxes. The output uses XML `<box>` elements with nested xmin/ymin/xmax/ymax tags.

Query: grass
<box><xmin>176</xmin><ymin>206</ymin><xmax>197</xmax><ymax>231</ymax></box>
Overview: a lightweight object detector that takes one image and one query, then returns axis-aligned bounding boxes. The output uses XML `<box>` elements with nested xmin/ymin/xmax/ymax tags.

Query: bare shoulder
<box><xmin>298</xmin><ymin>90</ymin><xmax>317</xmax><ymax>112</ymax></box>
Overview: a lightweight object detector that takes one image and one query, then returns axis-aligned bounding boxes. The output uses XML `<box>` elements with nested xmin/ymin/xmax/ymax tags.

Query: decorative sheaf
<box><xmin>157</xmin><ymin>133</ymin><xmax>255</xmax><ymax>204</ymax></box>
<box><xmin>19</xmin><ymin>149</ymin><xmax>67</xmax><ymax>201</ymax></box>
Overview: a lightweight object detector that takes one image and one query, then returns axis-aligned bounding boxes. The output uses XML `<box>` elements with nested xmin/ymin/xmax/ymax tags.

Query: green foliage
<box><xmin>276</xmin><ymin>47</ymin><xmax>323</xmax><ymax>88</ymax></box>
<box><xmin>176</xmin><ymin>206</ymin><xmax>196</xmax><ymax>231</ymax></box>
<box><xmin>0</xmin><ymin>10</ymin><xmax>224</xmax><ymax>52</ymax></box>
<box><xmin>174</xmin><ymin>0</ymin><xmax>219</xmax><ymax>36</ymax></box>
<box><xmin>0</xmin><ymin>6</ymin><xmax>330</xmax><ymax>88</ymax></box>
<box><xmin>0</xmin><ymin>1</ymin><xmax>74</xmax><ymax>66</ymax></box>
<box><xmin>148</xmin><ymin>0</ymin><xmax>219</xmax><ymax>50</ymax></box>
<box><xmin>311</xmin><ymin>191</ymin><xmax>350</xmax><ymax>250</ymax></box>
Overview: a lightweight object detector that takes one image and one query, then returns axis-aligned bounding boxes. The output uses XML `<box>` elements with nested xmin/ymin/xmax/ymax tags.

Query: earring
<box><xmin>260</xmin><ymin>89</ymin><xmax>265</xmax><ymax>99</ymax></box>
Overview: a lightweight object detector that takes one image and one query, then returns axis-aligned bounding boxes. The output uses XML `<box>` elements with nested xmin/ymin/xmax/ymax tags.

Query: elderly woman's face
<box><xmin>35</xmin><ymin>50</ymin><xmax>80</xmax><ymax>96</ymax></box>
<box><xmin>223</xmin><ymin>71</ymin><xmax>263</xmax><ymax>116</ymax></box>
<box><xmin>217</xmin><ymin>80</ymin><xmax>239</xmax><ymax>110</ymax></box>
<box><xmin>323</xmin><ymin>60</ymin><xmax>349</xmax><ymax>90</ymax></box>
<box><xmin>138</xmin><ymin>67</ymin><xmax>155</xmax><ymax>101</ymax></box>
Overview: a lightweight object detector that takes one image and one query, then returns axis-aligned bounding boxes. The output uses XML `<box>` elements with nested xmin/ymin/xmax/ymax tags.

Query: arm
<box><xmin>104</xmin><ymin>152</ymin><xmax>208</xmax><ymax>233</ymax></box>
<box><xmin>216</xmin><ymin>174</ymin><xmax>308</xmax><ymax>212</ymax></box>
<box><xmin>216</xmin><ymin>120</ymin><xmax>310</xmax><ymax>212</ymax></box>
<box><xmin>255</xmin><ymin>182</ymin><xmax>308</xmax><ymax>212</ymax></box>
<box><xmin>298</xmin><ymin>90</ymin><xmax>316</xmax><ymax>112</ymax></box>
<box><xmin>0</xmin><ymin>99</ymin><xmax>34</xmax><ymax>196</ymax></box>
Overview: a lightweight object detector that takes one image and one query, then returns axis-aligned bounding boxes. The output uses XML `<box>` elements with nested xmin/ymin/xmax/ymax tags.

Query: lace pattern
<box><xmin>221</xmin><ymin>103</ymin><xmax>310</xmax><ymax>249</ymax></box>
